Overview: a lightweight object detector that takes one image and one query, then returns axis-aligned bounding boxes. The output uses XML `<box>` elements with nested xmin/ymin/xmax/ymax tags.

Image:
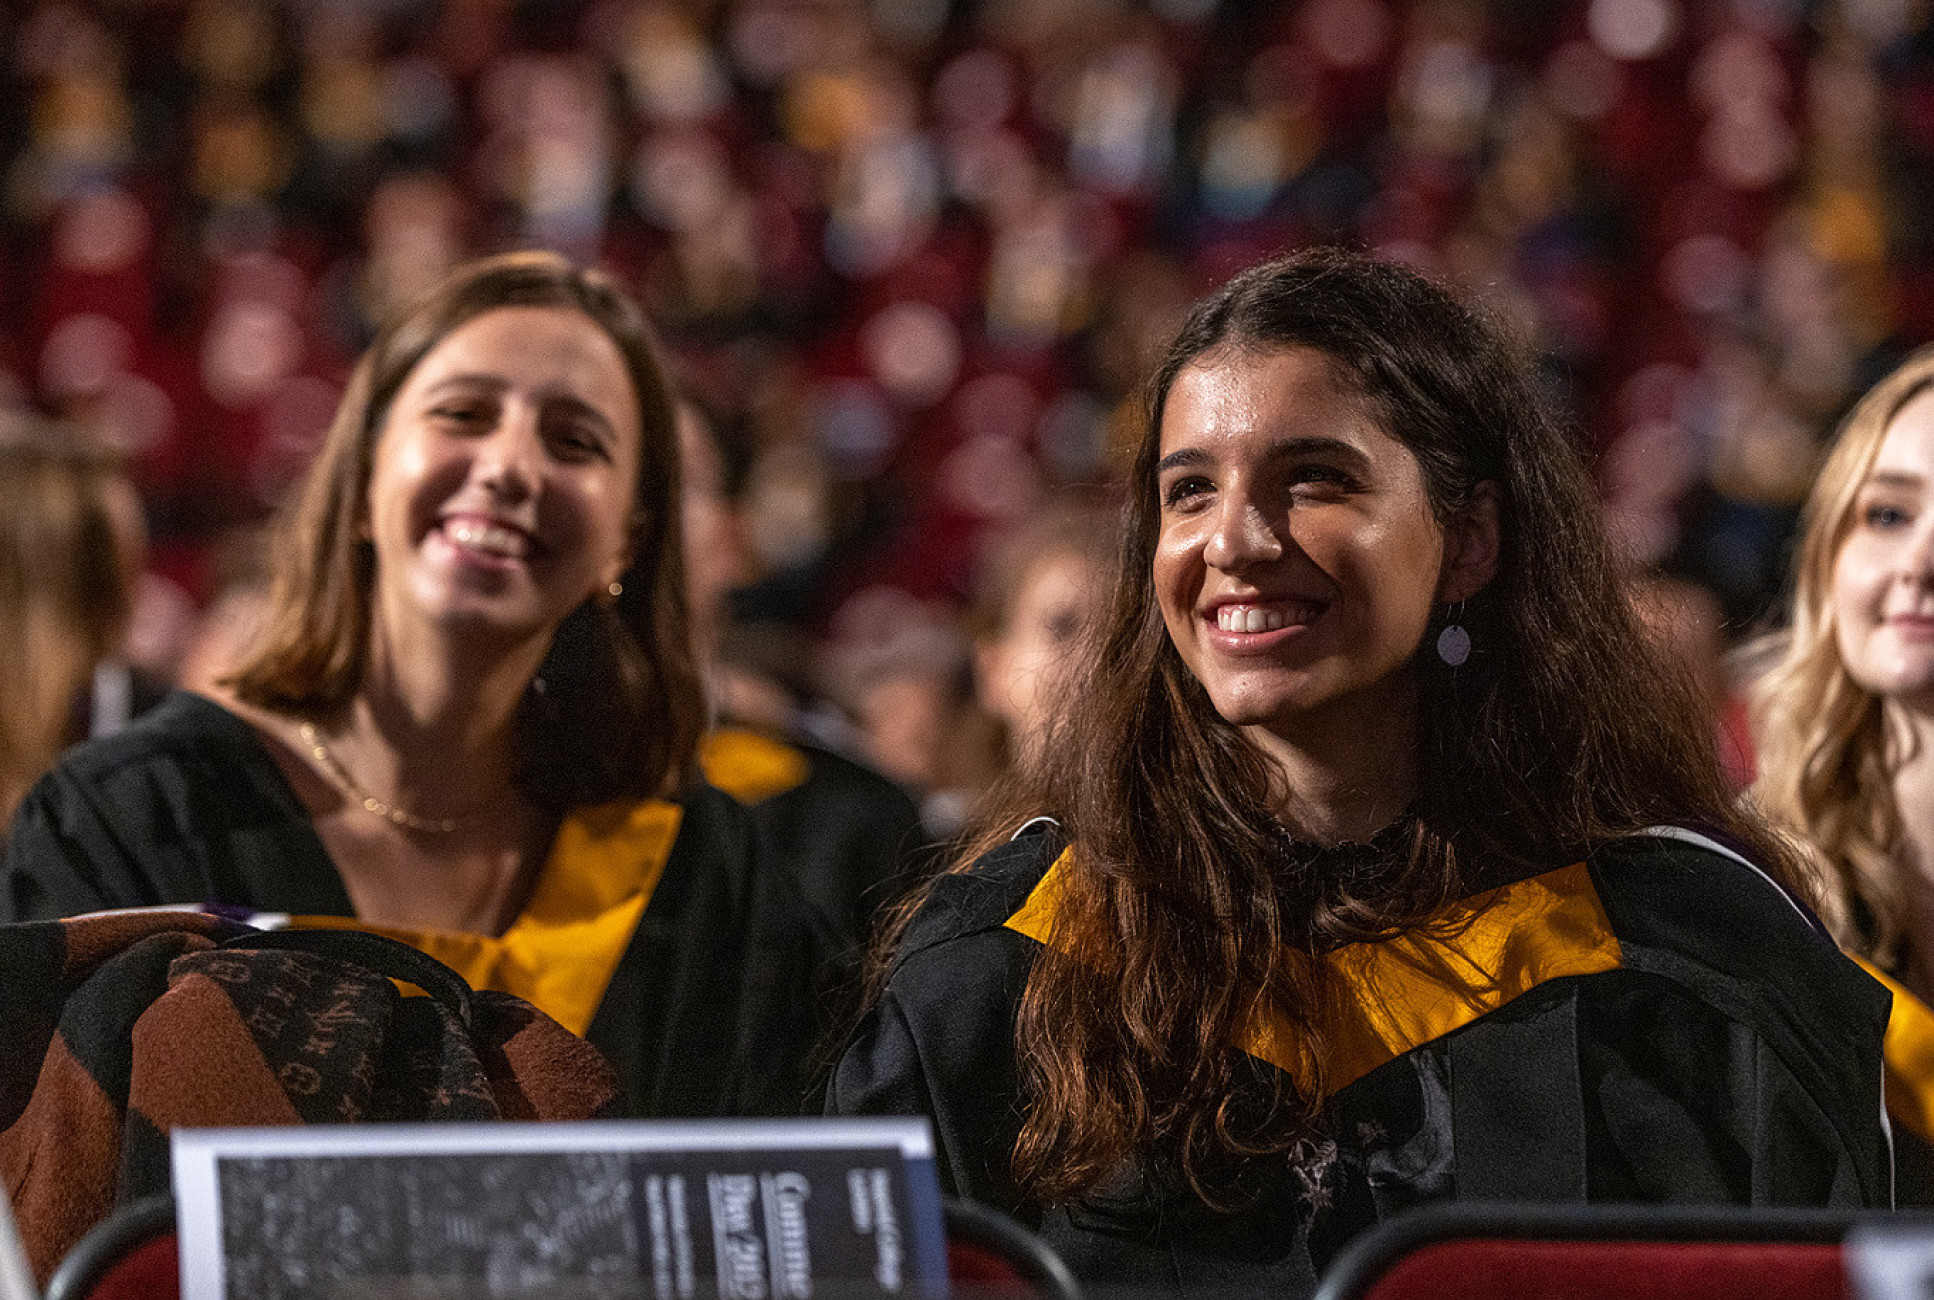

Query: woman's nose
<box><xmin>1902</xmin><ymin>519</ymin><xmax>1934</xmax><ymax>586</ymax></box>
<box><xmin>1203</xmin><ymin>493</ymin><xmax>1284</xmax><ymax>571</ymax></box>
<box><xmin>472</xmin><ymin>410</ymin><xmax>540</xmax><ymax>500</ymax></box>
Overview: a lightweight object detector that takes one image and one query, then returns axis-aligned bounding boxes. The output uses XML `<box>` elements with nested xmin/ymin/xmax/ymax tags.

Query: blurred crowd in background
<box><xmin>1</xmin><ymin>0</ymin><xmax>1929</xmax><ymax>821</ymax></box>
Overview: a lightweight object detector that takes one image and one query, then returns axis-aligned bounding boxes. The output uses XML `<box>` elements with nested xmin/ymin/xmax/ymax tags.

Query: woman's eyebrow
<box><xmin>417</xmin><ymin>375</ymin><xmax>618</xmax><ymax>433</ymax></box>
<box><xmin>1156</xmin><ymin>446</ymin><xmax>1211</xmax><ymax>475</ymax></box>
<box><xmin>416</xmin><ymin>373</ymin><xmax>503</xmax><ymax>399</ymax></box>
<box><xmin>1263</xmin><ymin>435</ymin><xmax>1369</xmax><ymax>467</ymax></box>
<box><xmin>543</xmin><ymin>393</ymin><xmax>618</xmax><ymax>438</ymax></box>
<box><xmin>1865</xmin><ymin>469</ymin><xmax>1927</xmax><ymax>490</ymax></box>
<box><xmin>1157</xmin><ymin>436</ymin><xmax>1368</xmax><ymax>477</ymax></box>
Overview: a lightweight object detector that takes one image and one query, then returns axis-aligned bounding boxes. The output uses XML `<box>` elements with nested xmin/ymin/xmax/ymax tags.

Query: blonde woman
<box><xmin>1749</xmin><ymin>343</ymin><xmax>1934</xmax><ymax>1198</ymax></box>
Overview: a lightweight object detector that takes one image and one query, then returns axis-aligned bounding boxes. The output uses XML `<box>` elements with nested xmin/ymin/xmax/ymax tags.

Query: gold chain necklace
<box><xmin>298</xmin><ymin>721</ymin><xmax>478</xmax><ymax>835</ymax></box>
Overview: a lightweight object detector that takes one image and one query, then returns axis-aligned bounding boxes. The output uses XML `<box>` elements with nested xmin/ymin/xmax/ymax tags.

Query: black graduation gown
<box><xmin>829</xmin><ymin>822</ymin><xmax>1894</xmax><ymax>1298</ymax></box>
<box><xmin>698</xmin><ymin>725</ymin><xmax>927</xmax><ymax>957</ymax></box>
<box><xmin>1</xmin><ymin>691</ymin><xmax>847</xmax><ymax>1119</ymax></box>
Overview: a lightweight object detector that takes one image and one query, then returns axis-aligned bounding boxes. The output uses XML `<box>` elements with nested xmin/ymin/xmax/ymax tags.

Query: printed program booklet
<box><xmin>172</xmin><ymin>1116</ymin><xmax>948</xmax><ymax>1300</ymax></box>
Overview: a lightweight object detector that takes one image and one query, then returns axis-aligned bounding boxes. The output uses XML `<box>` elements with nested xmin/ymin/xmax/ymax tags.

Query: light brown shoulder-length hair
<box><xmin>1747</xmin><ymin>346</ymin><xmax>1934</xmax><ymax>967</ymax></box>
<box><xmin>874</xmin><ymin>247</ymin><xmax>1809</xmax><ymax>1208</ymax></box>
<box><xmin>229</xmin><ymin>250</ymin><xmax>704</xmax><ymax>809</ymax></box>
<box><xmin>0</xmin><ymin>419</ymin><xmax>141</xmax><ymax>825</ymax></box>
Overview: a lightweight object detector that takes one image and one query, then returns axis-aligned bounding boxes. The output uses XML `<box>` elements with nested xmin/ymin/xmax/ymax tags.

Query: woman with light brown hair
<box><xmin>970</xmin><ymin>493</ymin><xmax>1120</xmax><ymax>774</ymax></box>
<box><xmin>832</xmin><ymin>249</ymin><xmax>1890</xmax><ymax>1296</ymax></box>
<box><xmin>2</xmin><ymin>250</ymin><xmax>842</xmax><ymax>1117</ymax></box>
<box><xmin>0</xmin><ymin>418</ymin><xmax>157</xmax><ymax>827</ymax></box>
<box><xmin>1747</xmin><ymin>344</ymin><xmax>1934</xmax><ymax>1194</ymax></box>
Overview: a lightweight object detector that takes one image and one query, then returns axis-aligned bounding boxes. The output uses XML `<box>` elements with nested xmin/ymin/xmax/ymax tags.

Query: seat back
<box><xmin>43</xmin><ymin>1194</ymin><xmax>177</xmax><ymax>1300</ymax></box>
<box><xmin>1314</xmin><ymin>1203</ymin><xmax>1908</xmax><ymax>1300</ymax></box>
<box><xmin>942</xmin><ymin>1198</ymin><xmax>1084</xmax><ymax>1300</ymax></box>
<box><xmin>47</xmin><ymin>1192</ymin><xmax>1081</xmax><ymax>1300</ymax></box>
<box><xmin>1347</xmin><ymin>1236</ymin><xmax>1844</xmax><ymax>1300</ymax></box>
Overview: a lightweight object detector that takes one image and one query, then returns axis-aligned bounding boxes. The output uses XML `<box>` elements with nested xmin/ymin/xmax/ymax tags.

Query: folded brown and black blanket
<box><xmin>0</xmin><ymin>908</ymin><xmax>620</xmax><ymax>1282</ymax></box>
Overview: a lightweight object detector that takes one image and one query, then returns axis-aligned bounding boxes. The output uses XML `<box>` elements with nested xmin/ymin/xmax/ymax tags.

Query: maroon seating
<box><xmin>43</xmin><ymin>1194</ymin><xmax>175</xmax><ymax>1300</ymax></box>
<box><xmin>1313</xmin><ymin>1202</ymin><xmax>1921</xmax><ymax>1300</ymax></box>
<box><xmin>47</xmin><ymin>1191</ymin><xmax>1083</xmax><ymax>1300</ymax></box>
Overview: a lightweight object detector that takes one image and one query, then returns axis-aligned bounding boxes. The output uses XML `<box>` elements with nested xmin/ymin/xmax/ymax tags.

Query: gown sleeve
<box><xmin>829</xmin><ymin>830</ymin><xmax>1059</xmax><ymax>1211</ymax></box>
<box><xmin>831</xmin><ymin>933</ymin><xmax>1035</xmax><ymax>1207</ymax></box>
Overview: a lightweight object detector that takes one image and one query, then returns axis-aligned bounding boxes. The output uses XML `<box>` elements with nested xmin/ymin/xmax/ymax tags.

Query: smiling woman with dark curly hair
<box><xmin>830</xmin><ymin>248</ymin><xmax>1892</xmax><ymax>1297</ymax></box>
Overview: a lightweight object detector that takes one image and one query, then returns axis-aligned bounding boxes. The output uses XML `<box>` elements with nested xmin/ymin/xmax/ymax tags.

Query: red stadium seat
<box><xmin>944</xmin><ymin>1197</ymin><xmax>1084</xmax><ymax>1299</ymax></box>
<box><xmin>43</xmin><ymin>1191</ymin><xmax>1084</xmax><ymax>1300</ymax></box>
<box><xmin>1313</xmin><ymin>1202</ymin><xmax>1929</xmax><ymax>1300</ymax></box>
<box><xmin>43</xmin><ymin>1194</ymin><xmax>177</xmax><ymax>1300</ymax></box>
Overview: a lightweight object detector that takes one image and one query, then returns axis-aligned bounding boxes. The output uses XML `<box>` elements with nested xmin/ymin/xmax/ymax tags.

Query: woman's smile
<box><xmin>1207</xmin><ymin>598</ymin><xmax>1326</xmax><ymax>638</ymax></box>
<box><xmin>433</xmin><ymin>513</ymin><xmax>539</xmax><ymax>570</ymax></box>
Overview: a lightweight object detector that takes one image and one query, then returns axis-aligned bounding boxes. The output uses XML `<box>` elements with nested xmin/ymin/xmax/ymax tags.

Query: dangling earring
<box><xmin>1436</xmin><ymin>602</ymin><xmax>1470</xmax><ymax>667</ymax></box>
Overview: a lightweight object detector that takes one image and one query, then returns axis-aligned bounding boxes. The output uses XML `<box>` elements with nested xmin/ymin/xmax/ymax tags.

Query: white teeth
<box><xmin>444</xmin><ymin>518</ymin><xmax>527</xmax><ymax>557</ymax></box>
<box><xmin>1217</xmin><ymin>605</ymin><xmax>1299</xmax><ymax>632</ymax></box>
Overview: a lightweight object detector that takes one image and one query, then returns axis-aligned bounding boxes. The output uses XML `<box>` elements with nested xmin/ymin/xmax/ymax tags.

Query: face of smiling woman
<box><xmin>1153</xmin><ymin>345</ymin><xmax>1468</xmax><ymax>757</ymax></box>
<box><xmin>1833</xmin><ymin>387</ymin><xmax>1934</xmax><ymax>713</ymax></box>
<box><xmin>363</xmin><ymin>304</ymin><xmax>643</xmax><ymax>657</ymax></box>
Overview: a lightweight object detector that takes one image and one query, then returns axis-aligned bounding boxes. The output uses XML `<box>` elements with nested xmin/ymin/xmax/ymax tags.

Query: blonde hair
<box><xmin>0</xmin><ymin>417</ymin><xmax>141</xmax><ymax>824</ymax></box>
<box><xmin>1748</xmin><ymin>345</ymin><xmax>1934</xmax><ymax>964</ymax></box>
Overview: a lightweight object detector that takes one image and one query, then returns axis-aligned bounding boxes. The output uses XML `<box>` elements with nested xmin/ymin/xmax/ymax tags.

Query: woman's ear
<box><xmin>1438</xmin><ymin>481</ymin><xmax>1501</xmax><ymax>603</ymax></box>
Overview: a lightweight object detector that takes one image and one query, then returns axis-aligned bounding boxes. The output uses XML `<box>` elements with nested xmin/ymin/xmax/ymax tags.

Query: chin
<box><xmin>1200</xmin><ymin>666</ymin><xmax>1318</xmax><ymax>717</ymax></box>
<box><xmin>1879</xmin><ymin>680</ymin><xmax>1934</xmax><ymax>714</ymax></box>
<box><xmin>1206</xmin><ymin>690</ymin><xmax>1308</xmax><ymax>731</ymax></box>
<box><xmin>1856</xmin><ymin>655</ymin><xmax>1934</xmax><ymax>702</ymax></box>
<box><xmin>428</xmin><ymin>599</ymin><xmax>555</xmax><ymax>637</ymax></box>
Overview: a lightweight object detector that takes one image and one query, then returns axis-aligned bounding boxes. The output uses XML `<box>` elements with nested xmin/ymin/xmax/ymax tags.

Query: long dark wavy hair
<box><xmin>228</xmin><ymin>250</ymin><xmax>704</xmax><ymax>809</ymax></box>
<box><xmin>878</xmin><ymin>248</ymin><xmax>1809</xmax><ymax>1208</ymax></box>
